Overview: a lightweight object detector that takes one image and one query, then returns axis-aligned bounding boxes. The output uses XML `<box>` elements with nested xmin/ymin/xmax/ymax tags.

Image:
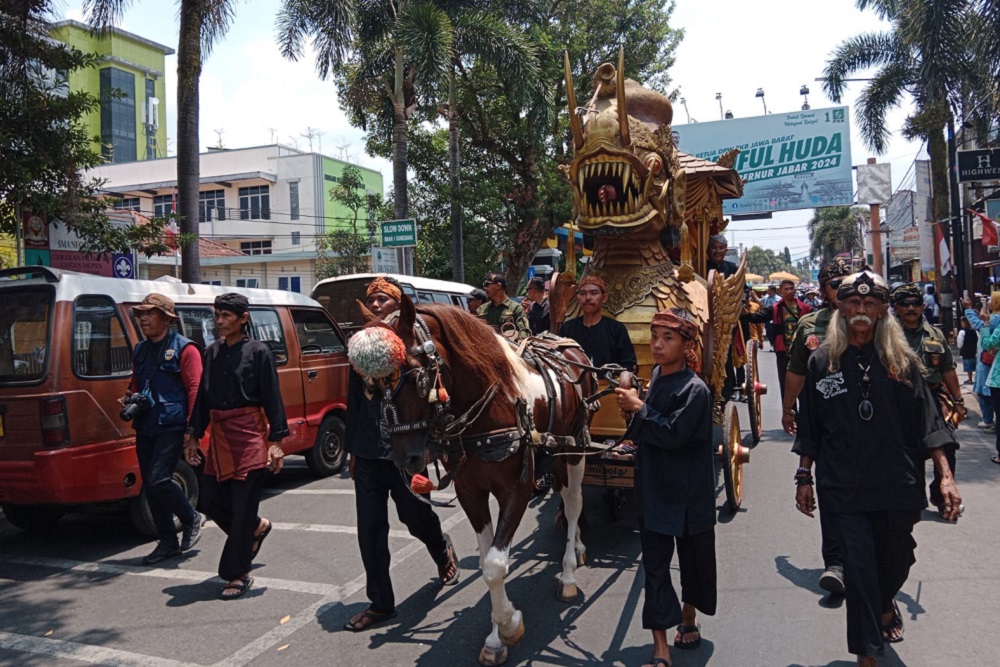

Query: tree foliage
<box><xmin>808</xmin><ymin>206</ymin><xmax>865</xmax><ymax>264</ymax></box>
<box><xmin>746</xmin><ymin>245</ymin><xmax>800</xmax><ymax>279</ymax></box>
<box><xmin>0</xmin><ymin>1</ymin><xmax>168</xmax><ymax>257</ymax></box>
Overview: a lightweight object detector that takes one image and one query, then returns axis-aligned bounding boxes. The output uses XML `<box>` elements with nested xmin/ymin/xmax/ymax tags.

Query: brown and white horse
<box><xmin>350</xmin><ymin>296</ymin><xmax>595</xmax><ymax>666</ymax></box>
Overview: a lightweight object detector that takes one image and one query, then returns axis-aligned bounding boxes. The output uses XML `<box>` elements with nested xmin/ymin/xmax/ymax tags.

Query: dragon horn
<box><xmin>617</xmin><ymin>46</ymin><xmax>631</xmax><ymax>146</ymax></box>
<box><xmin>564</xmin><ymin>51</ymin><xmax>584</xmax><ymax>151</ymax></box>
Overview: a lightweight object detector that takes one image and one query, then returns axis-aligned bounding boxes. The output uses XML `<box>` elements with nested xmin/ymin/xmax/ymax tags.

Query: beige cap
<box><xmin>132</xmin><ymin>293</ymin><xmax>178</xmax><ymax>320</ymax></box>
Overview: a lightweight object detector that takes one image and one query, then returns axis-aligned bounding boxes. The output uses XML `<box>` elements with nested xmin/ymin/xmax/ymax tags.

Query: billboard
<box><xmin>674</xmin><ymin>106</ymin><xmax>853</xmax><ymax>215</ymax></box>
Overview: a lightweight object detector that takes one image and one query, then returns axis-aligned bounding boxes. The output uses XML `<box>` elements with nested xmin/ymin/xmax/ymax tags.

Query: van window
<box><xmin>73</xmin><ymin>295</ymin><xmax>132</xmax><ymax>378</ymax></box>
<box><xmin>291</xmin><ymin>309</ymin><xmax>345</xmax><ymax>355</ymax></box>
<box><xmin>175</xmin><ymin>307</ymin><xmax>217</xmax><ymax>349</ymax></box>
<box><xmin>0</xmin><ymin>287</ymin><xmax>53</xmax><ymax>383</ymax></box>
<box><xmin>249</xmin><ymin>308</ymin><xmax>288</xmax><ymax>365</ymax></box>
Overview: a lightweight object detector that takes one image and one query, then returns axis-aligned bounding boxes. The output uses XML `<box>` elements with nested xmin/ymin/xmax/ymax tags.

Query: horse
<box><xmin>348</xmin><ymin>295</ymin><xmax>597</xmax><ymax>666</ymax></box>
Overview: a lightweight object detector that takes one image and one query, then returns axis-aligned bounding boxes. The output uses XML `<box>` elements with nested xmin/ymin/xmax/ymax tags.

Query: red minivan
<box><xmin>0</xmin><ymin>266</ymin><xmax>349</xmax><ymax>534</ymax></box>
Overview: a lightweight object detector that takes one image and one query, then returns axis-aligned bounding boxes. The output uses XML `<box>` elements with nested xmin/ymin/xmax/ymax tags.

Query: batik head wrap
<box><xmin>650</xmin><ymin>308</ymin><xmax>701</xmax><ymax>372</ymax></box>
<box><xmin>577</xmin><ymin>275</ymin><xmax>607</xmax><ymax>293</ymax></box>
<box><xmin>838</xmin><ymin>271</ymin><xmax>890</xmax><ymax>303</ymax></box>
<box><xmin>366</xmin><ymin>276</ymin><xmax>402</xmax><ymax>302</ymax></box>
<box><xmin>214</xmin><ymin>292</ymin><xmax>249</xmax><ymax>316</ymax></box>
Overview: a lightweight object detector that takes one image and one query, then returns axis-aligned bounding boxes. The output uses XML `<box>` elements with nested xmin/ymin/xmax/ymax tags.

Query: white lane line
<box><xmin>263</xmin><ymin>488</ymin><xmax>457</xmax><ymax>501</ymax></box>
<box><xmin>0</xmin><ymin>555</ymin><xmax>343</xmax><ymax>597</ymax></box>
<box><xmin>0</xmin><ymin>630</ymin><xmax>200</xmax><ymax>667</ymax></box>
<box><xmin>211</xmin><ymin>509</ymin><xmax>469</xmax><ymax>667</ymax></box>
<box><xmin>258</xmin><ymin>522</ymin><xmax>415</xmax><ymax>539</ymax></box>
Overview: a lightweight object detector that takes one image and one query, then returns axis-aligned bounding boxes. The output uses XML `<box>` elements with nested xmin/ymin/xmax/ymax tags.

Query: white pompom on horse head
<box><xmin>347</xmin><ymin>325</ymin><xmax>407</xmax><ymax>379</ymax></box>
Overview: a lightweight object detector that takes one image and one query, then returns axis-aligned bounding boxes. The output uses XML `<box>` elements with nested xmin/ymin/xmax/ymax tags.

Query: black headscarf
<box><xmin>215</xmin><ymin>292</ymin><xmax>250</xmax><ymax>315</ymax></box>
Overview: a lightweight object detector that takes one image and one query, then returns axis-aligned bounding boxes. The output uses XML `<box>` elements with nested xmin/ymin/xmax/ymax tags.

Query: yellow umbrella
<box><xmin>745</xmin><ymin>272</ymin><xmax>765</xmax><ymax>283</ymax></box>
<box><xmin>768</xmin><ymin>271</ymin><xmax>799</xmax><ymax>282</ymax></box>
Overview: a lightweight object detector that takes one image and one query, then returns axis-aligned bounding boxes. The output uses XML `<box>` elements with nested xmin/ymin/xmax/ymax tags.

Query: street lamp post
<box><xmin>800</xmin><ymin>85</ymin><xmax>810</xmax><ymax>111</ymax></box>
<box><xmin>755</xmin><ymin>88</ymin><xmax>768</xmax><ymax>114</ymax></box>
<box><xmin>716</xmin><ymin>92</ymin><xmax>723</xmax><ymax>120</ymax></box>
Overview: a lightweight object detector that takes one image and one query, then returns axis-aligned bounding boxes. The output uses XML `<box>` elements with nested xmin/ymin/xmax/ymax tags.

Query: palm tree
<box><xmin>808</xmin><ymin>206</ymin><xmax>864</xmax><ymax>265</ymax></box>
<box><xmin>276</xmin><ymin>0</ymin><xmax>539</xmax><ymax>282</ymax></box>
<box><xmin>821</xmin><ymin>0</ymin><xmax>975</xmax><ymax>225</ymax></box>
<box><xmin>86</xmin><ymin>0</ymin><xmax>236</xmax><ymax>283</ymax></box>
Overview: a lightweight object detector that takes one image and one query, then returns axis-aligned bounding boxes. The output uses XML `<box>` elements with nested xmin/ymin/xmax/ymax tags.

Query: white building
<box><xmin>85</xmin><ymin>144</ymin><xmax>384</xmax><ymax>292</ymax></box>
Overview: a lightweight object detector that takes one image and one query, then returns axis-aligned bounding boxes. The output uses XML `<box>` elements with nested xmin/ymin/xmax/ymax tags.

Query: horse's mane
<box><xmin>417</xmin><ymin>304</ymin><xmax>521</xmax><ymax>400</ymax></box>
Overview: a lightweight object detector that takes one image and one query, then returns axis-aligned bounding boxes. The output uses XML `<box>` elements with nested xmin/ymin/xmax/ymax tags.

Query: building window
<box><xmin>289</xmin><ymin>181</ymin><xmax>300</xmax><ymax>220</ymax></box>
<box><xmin>240</xmin><ymin>240</ymin><xmax>272</xmax><ymax>256</ymax></box>
<box><xmin>235</xmin><ymin>278</ymin><xmax>259</xmax><ymax>288</ymax></box>
<box><xmin>153</xmin><ymin>194</ymin><xmax>174</xmax><ymax>218</ymax></box>
<box><xmin>278</xmin><ymin>276</ymin><xmax>301</xmax><ymax>293</ymax></box>
<box><xmin>144</xmin><ymin>78</ymin><xmax>156</xmax><ymax>159</ymax></box>
<box><xmin>199</xmin><ymin>190</ymin><xmax>226</xmax><ymax>222</ymax></box>
<box><xmin>99</xmin><ymin>67</ymin><xmax>137</xmax><ymax>163</ymax></box>
<box><xmin>114</xmin><ymin>197</ymin><xmax>140</xmax><ymax>212</ymax></box>
<box><xmin>239</xmin><ymin>185</ymin><xmax>270</xmax><ymax>220</ymax></box>
<box><xmin>291</xmin><ymin>231</ymin><xmax>301</xmax><ymax>245</ymax></box>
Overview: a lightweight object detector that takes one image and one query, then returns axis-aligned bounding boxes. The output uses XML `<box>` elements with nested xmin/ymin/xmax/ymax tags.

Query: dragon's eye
<box><xmin>644</xmin><ymin>154</ymin><xmax>662</xmax><ymax>173</ymax></box>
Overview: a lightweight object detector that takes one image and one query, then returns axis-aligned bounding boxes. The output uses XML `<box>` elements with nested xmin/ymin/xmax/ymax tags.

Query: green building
<box><xmin>49</xmin><ymin>20</ymin><xmax>173</xmax><ymax>163</ymax></box>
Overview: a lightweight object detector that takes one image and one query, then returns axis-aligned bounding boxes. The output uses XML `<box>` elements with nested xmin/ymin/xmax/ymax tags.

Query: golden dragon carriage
<box><xmin>551</xmin><ymin>50</ymin><xmax>766</xmax><ymax>513</ymax></box>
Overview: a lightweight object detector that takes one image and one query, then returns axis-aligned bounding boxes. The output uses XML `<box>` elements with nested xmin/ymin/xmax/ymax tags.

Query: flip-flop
<box><xmin>344</xmin><ymin>608</ymin><xmax>398</xmax><ymax>632</ymax></box>
<box><xmin>991</xmin><ymin>456</ymin><xmax>1000</xmax><ymax>465</ymax></box>
<box><xmin>220</xmin><ymin>576</ymin><xmax>253</xmax><ymax>600</ymax></box>
<box><xmin>250</xmin><ymin>520</ymin><xmax>272</xmax><ymax>560</ymax></box>
<box><xmin>438</xmin><ymin>533</ymin><xmax>460</xmax><ymax>586</ymax></box>
<box><xmin>641</xmin><ymin>658</ymin><xmax>671</xmax><ymax>667</ymax></box>
<box><xmin>673</xmin><ymin>624</ymin><xmax>701</xmax><ymax>650</ymax></box>
<box><xmin>881</xmin><ymin>599</ymin><xmax>904</xmax><ymax>643</ymax></box>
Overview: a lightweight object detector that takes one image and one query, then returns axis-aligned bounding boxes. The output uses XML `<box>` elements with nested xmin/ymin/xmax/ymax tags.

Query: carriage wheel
<box><xmin>720</xmin><ymin>402</ymin><xmax>749</xmax><ymax>511</ymax></box>
<box><xmin>745</xmin><ymin>339</ymin><xmax>764</xmax><ymax>445</ymax></box>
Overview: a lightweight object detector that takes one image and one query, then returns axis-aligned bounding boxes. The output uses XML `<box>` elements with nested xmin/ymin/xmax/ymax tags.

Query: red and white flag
<box><xmin>934</xmin><ymin>224</ymin><xmax>953</xmax><ymax>275</ymax></box>
<box><xmin>969</xmin><ymin>208</ymin><xmax>999</xmax><ymax>247</ymax></box>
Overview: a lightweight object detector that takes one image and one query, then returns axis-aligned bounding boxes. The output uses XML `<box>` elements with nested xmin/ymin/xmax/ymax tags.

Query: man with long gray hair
<box><xmin>793</xmin><ymin>271</ymin><xmax>961</xmax><ymax>666</ymax></box>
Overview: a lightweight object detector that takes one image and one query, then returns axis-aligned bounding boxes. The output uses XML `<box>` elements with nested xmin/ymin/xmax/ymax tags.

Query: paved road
<box><xmin>1</xmin><ymin>349</ymin><xmax>997</xmax><ymax>666</ymax></box>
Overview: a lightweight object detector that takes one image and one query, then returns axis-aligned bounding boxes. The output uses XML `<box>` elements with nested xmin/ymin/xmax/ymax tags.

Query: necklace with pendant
<box><xmin>854</xmin><ymin>349</ymin><xmax>874</xmax><ymax>421</ymax></box>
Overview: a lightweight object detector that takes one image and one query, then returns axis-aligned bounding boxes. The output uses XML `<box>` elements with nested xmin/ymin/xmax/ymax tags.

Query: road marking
<box><xmin>204</xmin><ymin>521</ymin><xmax>417</xmax><ymax>540</ymax></box>
<box><xmin>0</xmin><ymin>630</ymin><xmax>199</xmax><ymax>667</ymax></box>
<box><xmin>0</xmin><ymin>510</ymin><xmax>470</xmax><ymax>667</ymax></box>
<box><xmin>211</xmin><ymin>510</ymin><xmax>469</xmax><ymax>667</ymax></box>
<box><xmin>263</xmin><ymin>488</ymin><xmax>457</xmax><ymax>501</ymax></box>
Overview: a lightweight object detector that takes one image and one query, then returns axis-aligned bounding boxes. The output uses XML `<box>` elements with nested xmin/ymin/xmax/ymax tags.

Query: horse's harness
<box><xmin>374</xmin><ymin>313</ymin><xmax>631</xmax><ymax>493</ymax></box>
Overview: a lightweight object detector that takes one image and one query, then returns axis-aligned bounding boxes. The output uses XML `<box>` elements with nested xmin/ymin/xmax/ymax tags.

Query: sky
<box><xmin>57</xmin><ymin>0</ymin><xmax>924</xmax><ymax>266</ymax></box>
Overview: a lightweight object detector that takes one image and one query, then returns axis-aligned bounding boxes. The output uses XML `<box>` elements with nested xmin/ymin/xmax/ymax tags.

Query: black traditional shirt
<box><xmin>189</xmin><ymin>337</ymin><xmax>289</xmax><ymax>442</ymax></box>
<box><xmin>558</xmin><ymin>316</ymin><xmax>637</xmax><ymax>371</ymax></box>
<box><xmin>344</xmin><ymin>368</ymin><xmax>393</xmax><ymax>461</ymax></box>
<box><xmin>796</xmin><ymin>343</ymin><xmax>956</xmax><ymax>513</ymax></box>
<box><xmin>629</xmin><ymin>366</ymin><xmax>716</xmax><ymax>537</ymax></box>
<box><xmin>526</xmin><ymin>298</ymin><xmax>550</xmax><ymax>335</ymax></box>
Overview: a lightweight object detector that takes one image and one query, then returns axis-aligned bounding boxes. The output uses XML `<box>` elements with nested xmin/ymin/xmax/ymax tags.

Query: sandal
<box><xmin>881</xmin><ymin>598</ymin><xmax>904</xmax><ymax>643</ymax></box>
<box><xmin>991</xmin><ymin>456</ymin><xmax>1000</xmax><ymax>465</ymax></box>
<box><xmin>250</xmin><ymin>519</ymin><xmax>272</xmax><ymax>560</ymax></box>
<box><xmin>438</xmin><ymin>533</ymin><xmax>460</xmax><ymax>586</ymax></box>
<box><xmin>220</xmin><ymin>576</ymin><xmax>253</xmax><ymax>600</ymax></box>
<box><xmin>673</xmin><ymin>624</ymin><xmax>701</xmax><ymax>650</ymax></box>
<box><xmin>344</xmin><ymin>607</ymin><xmax>398</xmax><ymax>632</ymax></box>
<box><xmin>642</xmin><ymin>659</ymin><xmax>671</xmax><ymax>667</ymax></box>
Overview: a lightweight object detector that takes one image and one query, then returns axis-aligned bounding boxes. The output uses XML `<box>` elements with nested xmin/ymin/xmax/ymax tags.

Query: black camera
<box><xmin>120</xmin><ymin>390</ymin><xmax>154</xmax><ymax>421</ymax></box>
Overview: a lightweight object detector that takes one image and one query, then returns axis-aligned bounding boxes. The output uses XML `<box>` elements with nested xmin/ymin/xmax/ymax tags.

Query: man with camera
<box><xmin>126</xmin><ymin>293</ymin><xmax>204</xmax><ymax>565</ymax></box>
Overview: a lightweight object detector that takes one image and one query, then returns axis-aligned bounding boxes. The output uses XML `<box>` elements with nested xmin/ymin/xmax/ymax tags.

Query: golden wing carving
<box><xmin>708</xmin><ymin>251</ymin><xmax>748</xmax><ymax>403</ymax></box>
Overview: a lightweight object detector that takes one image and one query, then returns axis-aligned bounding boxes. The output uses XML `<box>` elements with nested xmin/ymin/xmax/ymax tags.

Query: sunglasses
<box><xmin>828</xmin><ymin>279</ymin><xmax>843</xmax><ymax>290</ymax></box>
<box><xmin>482</xmin><ymin>282</ymin><xmax>496</xmax><ymax>288</ymax></box>
<box><xmin>896</xmin><ymin>299</ymin><xmax>923</xmax><ymax>308</ymax></box>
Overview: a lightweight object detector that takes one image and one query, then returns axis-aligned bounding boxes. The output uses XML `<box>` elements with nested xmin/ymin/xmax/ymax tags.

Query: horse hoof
<box><xmin>478</xmin><ymin>644</ymin><xmax>508</xmax><ymax>666</ymax></box>
<box><xmin>576</xmin><ymin>550</ymin><xmax>587</xmax><ymax>567</ymax></box>
<box><xmin>500</xmin><ymin>615</ymin><xmax>525</xmax><ymax>647</ymax></box>
<box><xmin>557</xmin><ymin>582</ymin><xmax>578</xmax><ymax>602</ymax></box>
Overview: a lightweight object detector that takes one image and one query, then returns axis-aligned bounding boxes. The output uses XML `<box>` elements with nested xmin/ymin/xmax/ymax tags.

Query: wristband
<box><xmin>783</xmin><ymin>407</ymin><xmax>796</xmax><ymax>416</ymax></box>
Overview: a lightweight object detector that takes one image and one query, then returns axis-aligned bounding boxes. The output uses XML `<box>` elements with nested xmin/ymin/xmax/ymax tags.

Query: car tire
<box><xmin>306</xmin><ymin>415</ymin><xmax>346</xmax><ymax>477</ymax></box>
<box><xmin>129</xmin><ymin>459</ymin><xmax>199</xmax><ymax>537</ymax></box>
<box><xmin>1</xmin><ymin>504</ymin><xmax>65</xmax><ymax>531</ymax></box>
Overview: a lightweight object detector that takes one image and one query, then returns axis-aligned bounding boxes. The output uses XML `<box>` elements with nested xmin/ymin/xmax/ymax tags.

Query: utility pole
<box><xmin>868</xmin><ymin>157</ymin><xmax>884</xmax><ymax>277</ymax></box>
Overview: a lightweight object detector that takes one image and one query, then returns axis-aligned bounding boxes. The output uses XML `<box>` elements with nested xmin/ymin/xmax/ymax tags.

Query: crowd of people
<box><xmin>129</xmin><ymin>261</ymin><xmax>969</xmax><ymax>666</ymax></box>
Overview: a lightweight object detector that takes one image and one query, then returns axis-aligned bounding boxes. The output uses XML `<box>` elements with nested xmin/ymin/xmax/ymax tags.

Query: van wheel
<box><xmin>1</xmin><ymin>504</ymin><xmax>65</xmax><ymax>531</ymax></box>
<box><xmin>129</xmin><ymin>460</ymin><xmax>199</xmax><ymax>537</ymax></box>
<box><xmin>306</xmin><ymin>415</ymin><xmax>346</xmax><ymax>477</ymax></box>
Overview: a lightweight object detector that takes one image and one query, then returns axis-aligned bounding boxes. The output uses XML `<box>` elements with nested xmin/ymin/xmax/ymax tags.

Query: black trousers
<box><xmin>135</xmin><ymin>431</ymin><xmax>197</xmax><ymax>545</ymax></box>
<box><xmin>639</xmin><ymin>522</ymin><xmax>717</xmax><ymax>630</ymax></box>
<box><xmin>776</xmin><ymin>351</ymin><xmax>790</xmax><ymax>400</ymax></box>
<box><xmin>199</xmin><ymin>468</ymin><xmax>265</xmax><ymax>581</ymax></box>
<box><xmin>832</xmin><ymin>510</ymin><xmax>920</xmax><ymax>657</ymax></box>
<box><xmin>817</xmin><ymin>489</ymin><xmax>842</xmax><ymax>570</ymax></box>
<box><xmin>354</xmin><ymin>456</ymin><xmax>449</xmax><ymax>613</ymax></box>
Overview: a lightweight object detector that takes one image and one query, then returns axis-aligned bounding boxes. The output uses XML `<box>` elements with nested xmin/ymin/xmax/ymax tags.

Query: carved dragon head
<box><xmin>563</xmin><ymin>48</ymin><xmax>682</xmax><ymax>241</ymax></box>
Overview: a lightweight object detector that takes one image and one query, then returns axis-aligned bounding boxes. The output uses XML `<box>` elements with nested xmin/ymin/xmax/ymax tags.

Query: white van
<box><xmin>311</xmin><ymin>273</ymin><xmax>476</xmax><ymax>336</ymax></box>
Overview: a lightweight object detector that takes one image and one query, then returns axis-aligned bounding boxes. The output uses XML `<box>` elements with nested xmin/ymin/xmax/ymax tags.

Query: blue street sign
<box><xmin>112</xmin><ymin>253</ymin><xmax>135</xmax><ymax>279</ymax></box>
